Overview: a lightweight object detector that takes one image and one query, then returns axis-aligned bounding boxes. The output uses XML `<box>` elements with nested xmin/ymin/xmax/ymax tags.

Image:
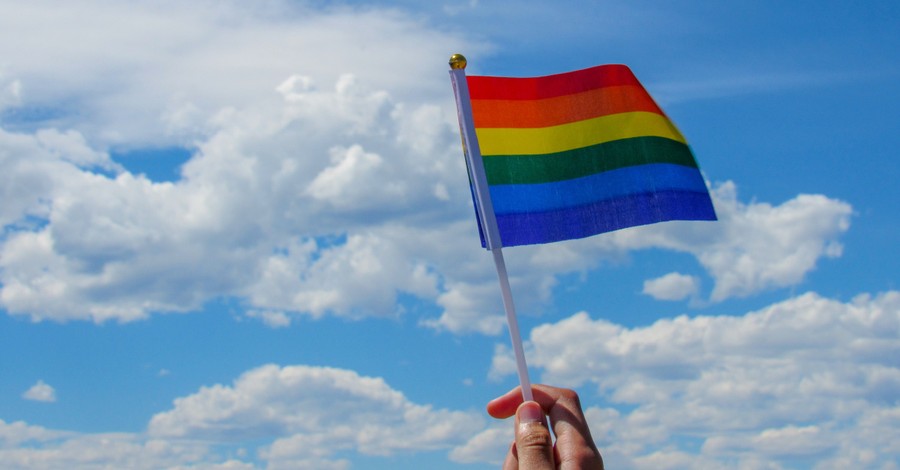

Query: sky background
<box><xmin>1</xmin><ymin>1</ymin><xmax>898</xmax><ymax>468</ymax></box>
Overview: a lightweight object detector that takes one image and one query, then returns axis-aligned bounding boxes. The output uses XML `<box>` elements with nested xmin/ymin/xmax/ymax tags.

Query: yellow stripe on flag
<box><xmin>475</xmin><ymin>112</ymin><xmax>687</xmax><ymax>156</ymax></box>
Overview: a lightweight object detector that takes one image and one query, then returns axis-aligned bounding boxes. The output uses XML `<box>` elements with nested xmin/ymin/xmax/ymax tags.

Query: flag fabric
<box><xmin>463</xmin><ymin>64</ymin><xmax>716</xmax><ymax>248</ymax></box>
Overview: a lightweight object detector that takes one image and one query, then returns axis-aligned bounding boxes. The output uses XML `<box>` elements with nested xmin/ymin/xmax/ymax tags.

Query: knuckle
<box><xmin>518</xmin><ymin>423</ymin><xmax>553</xmax><ymax>449</ymax></box>
<box><xmin>561</xmin><ymin>388</ymin><xmax>580</xmax><ymax>402</ymax></box>
<box><xmin>556</xmin><ymin>388</ymin><xmax>583</xmax><ymax>408</ymax></box>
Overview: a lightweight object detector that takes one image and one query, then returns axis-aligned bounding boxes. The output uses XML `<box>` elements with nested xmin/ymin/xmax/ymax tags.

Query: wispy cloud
<box><xmin>652</xmin><ymin>69</ymin><xmax>867</xmax><ymax>105</ymax></box>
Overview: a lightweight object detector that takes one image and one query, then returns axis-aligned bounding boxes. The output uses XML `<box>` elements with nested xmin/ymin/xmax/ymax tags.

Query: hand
<box><xmin>487</xmin><ymin>384</ymin><xmax>603</xmax><ymax>469</ymax></box>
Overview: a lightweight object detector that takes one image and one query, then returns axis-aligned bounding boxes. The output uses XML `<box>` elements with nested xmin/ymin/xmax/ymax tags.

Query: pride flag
<box><xmin>458</xmin><ymin>63</ymin><xmax>716</xmax><ymax>248</ymax></box>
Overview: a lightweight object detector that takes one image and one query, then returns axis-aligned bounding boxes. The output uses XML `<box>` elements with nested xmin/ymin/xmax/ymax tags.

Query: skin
<box><xmin>487</xmin><ymin>384</ymin><xmax>604</xmax><ymax>470</ymax></box>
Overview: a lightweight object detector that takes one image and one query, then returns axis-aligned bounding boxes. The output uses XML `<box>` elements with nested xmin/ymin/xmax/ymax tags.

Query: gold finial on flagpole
<box><xmin>449</xmin><ymin>53</ymin><xmax>467</xmax><ymax>69</ymax></box>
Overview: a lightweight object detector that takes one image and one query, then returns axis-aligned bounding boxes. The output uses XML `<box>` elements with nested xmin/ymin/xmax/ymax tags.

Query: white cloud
<box><xmin>429</xmin><ymin>180</ymin><xmax>853</xmax><ymax>332</ymax></box>
<box><xmin>149</xmin><ymin>364</ymin><xmax>484</xmax><ymax>467</ymax></box>
<box><xmin>0</xmin><ymin>419</ymin><xmax>72</xmax><ymax>447</ymax></box>
<box><xmin>0</xmin><ymin>419</ymin><xmax>228</xmax><ymax>470</ymax></box>
<box><xmin>0</xmin><ymin>127</ymin><xmax>119</xmax><ymax>228</ymax></box>
<box><xmin>642</xmin><ymin>272</ymin><xmax>699</xmax><ymax>301</ymax></box>
<box><xmin>244</xmin><ymin>230</ymin><xmax>444</xmax><ymax>321</ymax></box>
<box><xmin>488</xmin><ymin>290</ymin><xmax>900</xmax><ymax>468</ymax></box>
<box><xmin>448</xmin><ymin>422</ymin><xmax>509</xmax><ymax>465</ymax></box>
<box><xmin>425</xmin><ymin>280</ymin><xmax>507</xmax><ymax>335</ymax></box>
<box><xmin>599</xmin><ymin>181</ymin><xmax>852</xmax><ymax>302</ymax></box>
<box><xmin>699</xmin><ymin>183</ymin><xmax>851</xmax><ymax>301</ymax></box>
<box><xmin>4</xmin><ymin>289</ymin><xmax>898</xmax><ymax>469</ymax></box>
<box><xmin>148</xmin><ymin>364</ymin><xmax>483</xmax><ymax>442</ymax></box>
<box><xmin>0</xmin><ymin>73</ymin><xmax>470</xmax><ymax>323</ymax></box>
<box><xmin>0</xmin><ymin>115</ymin><xmax>854</xmax><ymax>330</ymax></box>
<box><xmin>0</xmin><ymin>1</ymin><xmax>477</xmax><ymax>147</ymax></box>
<box><xmin>244</xmin><ymin>310</ymin><xmax>292</xmax><ymax>328</ymax></box>
<box><xmin>305</xmin><ymin>144</ymin><xmax>393</xmax><ymax>208</ymax></box>
<box><xmin>2</xmin><ymin>364</ymin><xmax>486</xmax><ymax>469</ymax></box>
<box><xmin>0</xmin><ymin>73</ymin><xmax>21</xmax><ymax>108</ymax></box>
<box><xmin>22</xmin><ymin>380</ymin><xmax>56</xmax><ymax>403</ymax></box>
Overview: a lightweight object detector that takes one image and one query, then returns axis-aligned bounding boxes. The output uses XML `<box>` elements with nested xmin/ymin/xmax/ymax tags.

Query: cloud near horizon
<box><xmin>2</xmin><ymin>364</ymin><xmax>485</xmax><ymax>470</ymax></box>
<box><xmin>2</xmin><ymin>290</ymin><xmax>897</xmax><ymax>468</ymax></box>
<box><xmin>487</xmin><ymin>290</ymin><xmax>900</xmax><ymax>468</ymax></box>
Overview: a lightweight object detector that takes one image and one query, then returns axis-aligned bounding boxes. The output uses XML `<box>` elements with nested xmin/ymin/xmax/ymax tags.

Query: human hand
<box><xmin>487</xmin><ymin>384</ymin><xmax>603</xmax><ymax>469</ymax></box>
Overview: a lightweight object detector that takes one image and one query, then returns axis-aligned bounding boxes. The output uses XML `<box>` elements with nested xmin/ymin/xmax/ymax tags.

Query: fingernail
<box><xmin>518</xmin><ymin>401</ymin><xmax>544</xmax><ymax>424</ymax></box>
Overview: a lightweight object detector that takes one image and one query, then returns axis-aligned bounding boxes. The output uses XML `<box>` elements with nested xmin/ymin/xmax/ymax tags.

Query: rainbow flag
<box><xmin>462</xmin><ymin>64</ymin><xmax>716</xmax><ymax>248</ymax></box>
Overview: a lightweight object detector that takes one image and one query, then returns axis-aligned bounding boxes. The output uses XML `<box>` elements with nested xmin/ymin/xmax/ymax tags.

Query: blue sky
<box><xmin>1</xmin><ymin>1</ymin><xmax>898</xmax><ymax>468</ymax></box>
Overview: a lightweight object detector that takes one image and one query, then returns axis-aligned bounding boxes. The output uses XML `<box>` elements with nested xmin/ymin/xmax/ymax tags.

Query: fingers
<box><xmin>486</xmin><ymin>385</ymin><xmax>525</xmax><ymax>419</ymax></box>
<box><xmin>534</xmin><ymin>387</ymin><xmax>598</xmax><ymax>467</ymax></box>
<box><xmin>489</xmin><ymin>384</ymin><xmax>604</xmax><ymax>469</ymax></box>
<box><xmin>487</xmin><ymin>384</ymin><xmax>589</xmax><ymax>426</ymax></box>
<box><xmin>512</xmin><ymin>401</ymin><xmax>555</xmax><ymax>470</ymax></box>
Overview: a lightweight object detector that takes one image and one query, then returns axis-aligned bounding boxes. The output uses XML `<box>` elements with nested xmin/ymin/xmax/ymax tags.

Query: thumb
<box><xmin>514</xmin><ymin>401</ymin><xmax>555</xmax><ymax>469</ymax></box>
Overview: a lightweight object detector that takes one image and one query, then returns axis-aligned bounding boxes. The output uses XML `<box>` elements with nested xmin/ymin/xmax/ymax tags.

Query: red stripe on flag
<box><xmin>466</xmin><ymin>64</ymin><xmax>641</xmax><ymax>100</ymax></box>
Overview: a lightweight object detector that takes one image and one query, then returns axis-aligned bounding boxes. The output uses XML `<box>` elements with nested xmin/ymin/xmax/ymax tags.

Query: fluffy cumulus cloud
<box><xmin>0</xmin><ymin>419</ymin><xmax>239</xmax><ymax>470</ymax></box>
<box><xmin>147</xmin><ymin>364</ymin><xmax>483</xmax><ymax>448</ymax></box>
<box><xmin>1</xmin><ymin>365</ymin><xmax>484</xmax><ymax>469</ymax></box>
<box><xmin>486</xmin><ymin>290</ymin><xmax>900</xmax><ymax>468</ymax></box>
<box><xmin>617</xmin><ymin>182</ymin><xmax>852</xmax><ymax>301</ymax></box>
<box><xmin>0</xmin><ymin>1</ymin><xmax>483</xmax><ymax>325</ymax></box>
<box><xmin>698</xmin><ymin>183</ymin><xmax>851</xmax><ymax>301</ymax></box>
<box><xmin>2</xmin><ymin>292</ymin><xmax>899</xmax><ymax>468</ymax></box>
<box><xmin>0</xmin><ymin>0</ymin><xmax>852</xmax><ymax>333</ymax></box>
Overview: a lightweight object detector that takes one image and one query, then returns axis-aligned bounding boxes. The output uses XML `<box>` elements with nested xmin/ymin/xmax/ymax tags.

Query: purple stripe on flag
<box><xmin>491</xmin><ymin>190</ymin><xmax>716</xmax><ymax>247</ymax></box>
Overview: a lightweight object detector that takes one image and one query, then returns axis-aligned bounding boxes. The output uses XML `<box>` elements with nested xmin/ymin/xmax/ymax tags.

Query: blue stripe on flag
<box><xmin>489</xmin><ymin>163</ymin><xmax>709</xmax><ymax>215</ymax></box>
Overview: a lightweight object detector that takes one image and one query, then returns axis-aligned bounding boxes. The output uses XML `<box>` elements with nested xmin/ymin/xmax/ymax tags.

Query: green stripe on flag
<box><xmin>483</xmin><ymin>136</ymin><xmax>699</xmax><ymax>186</ymax></box>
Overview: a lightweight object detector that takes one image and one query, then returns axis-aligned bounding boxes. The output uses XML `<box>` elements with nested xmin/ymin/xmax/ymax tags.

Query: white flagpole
<box><xmin>449</xmin><ymin>54</ymin><xmax>534</xmax><ymax>402</ymax></box>
<box><xmin>491</xmin><ymin>247</ymin><xmax>534</xmax><ymax>402</ymax></box>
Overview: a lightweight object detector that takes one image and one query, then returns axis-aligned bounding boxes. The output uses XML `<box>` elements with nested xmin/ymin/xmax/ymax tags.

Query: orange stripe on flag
<box><xmin>471</xmin><ymin>85</ymin><xmax>665</xmax><ymax>129</ymax></box>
